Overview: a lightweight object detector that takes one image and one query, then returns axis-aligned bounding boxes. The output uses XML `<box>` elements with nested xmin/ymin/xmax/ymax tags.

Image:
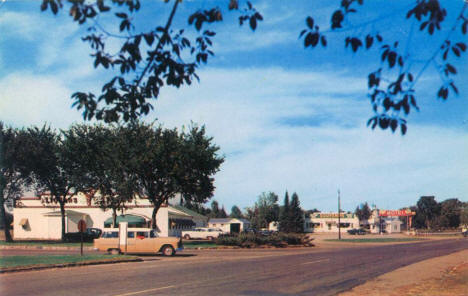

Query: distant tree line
<box><xmin>410</xmin><ymin>196</ymin><xmax>467</xmax><ymax>230</ymax></box>
<box><xmin>0</xmin><ymin>121</ymin><xmax>223</xmax><ymax>242</ymax></box>
<box><xmin>182</xmin><ymin>199</ymin><xmax>228</xmax><ymax>219</ymax></box>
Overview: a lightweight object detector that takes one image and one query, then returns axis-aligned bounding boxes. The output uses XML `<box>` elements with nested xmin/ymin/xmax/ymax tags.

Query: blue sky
<box><xmin>1</xmin><ymin>0</ymin><xmax>467</xmax><ymax>212</ymax></box>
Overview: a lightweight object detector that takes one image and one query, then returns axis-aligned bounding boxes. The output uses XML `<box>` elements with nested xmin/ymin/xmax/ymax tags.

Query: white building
<box><xmin>208</xmin><ymin>218</ymin><xmax>251</xmax><ymax>233</ymax></box>
<box><xmin>304</xmin><ymin>212</ymin><xmax>360</xmax><ymax>233</ymax></box>
<box><xmin>13</xmin><ymin>193</ymin><xmax>207</xmax><ymax>240</ymax></box>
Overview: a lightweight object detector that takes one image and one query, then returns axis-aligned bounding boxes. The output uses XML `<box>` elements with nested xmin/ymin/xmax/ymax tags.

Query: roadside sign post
<box><xmin>78</xmin><ymin>219</ymin><xmax>87</xmax><ymax>256</ymax></box>
<box><xmin>338</xmin><ymin>190</ymin><xmax>341</xmax><ymax>240</ymax></box>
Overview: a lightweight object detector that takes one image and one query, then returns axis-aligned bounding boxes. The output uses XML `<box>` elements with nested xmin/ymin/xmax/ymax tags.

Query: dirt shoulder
<box><xmin>340</xmin><ymin>249</ymin><xmax>468</xmax><ymax>296</ymax></box>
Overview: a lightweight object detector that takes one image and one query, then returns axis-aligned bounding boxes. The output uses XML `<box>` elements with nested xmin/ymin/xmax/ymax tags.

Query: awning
<box><xmin>104</xmin><ymin>215</ymin><xmax>147</xmax><ymax>227</ymax></box>
<box><xmin>19</xmin><ymin>218</ymin><xmax>28</xmax><ymax>226</ymax></box>
<box><xmin>169</xmin><ymin>218</ymin><xmax>195</xmax><ymax>227</ymax></box>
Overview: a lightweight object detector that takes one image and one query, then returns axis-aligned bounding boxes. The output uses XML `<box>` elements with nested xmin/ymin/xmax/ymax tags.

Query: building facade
<box><xmin>13</xmin><ymin>193</ymin><xmax>207</xmax><ymax>240</ymax></box>
<box><xmin>304</xmin><ymin>212</ymin><xmax>360</xmax><ymax>233</ymax></box>
<box><xmin>208</xmin><ymin>218</ymin><xmax>251</xmax><ymax>233</ymax></box>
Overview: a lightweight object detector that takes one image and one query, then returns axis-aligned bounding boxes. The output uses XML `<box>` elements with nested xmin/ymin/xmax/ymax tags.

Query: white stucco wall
<box><xmin>13</xmin><ymin>195</ymin><xmax>184</xmax><ymax>239</ymax></box>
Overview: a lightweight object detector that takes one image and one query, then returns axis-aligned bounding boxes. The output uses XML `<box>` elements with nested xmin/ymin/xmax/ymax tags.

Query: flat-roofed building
<box><xmin>304</xmin><ymin>212</ymin><xmax>359</xmax><ymax>233</ymax></box>
<box><xmin>13</xmin><ymin>193</ymin><xmax>206</xmax><ymax>240</ymax></box>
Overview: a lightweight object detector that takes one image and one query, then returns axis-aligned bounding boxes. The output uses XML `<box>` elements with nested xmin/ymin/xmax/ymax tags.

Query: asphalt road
<box><xmin>1</xmin><ymin>239</ymin><xmax>467</xmax><ymax>296</ymax></box>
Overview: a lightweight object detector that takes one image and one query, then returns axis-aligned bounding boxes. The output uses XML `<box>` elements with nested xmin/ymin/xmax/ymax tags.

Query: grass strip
<box><xmin>0</xmin><ymin>241</ymin><xmax>94</xmax><ymax>247</ymax></box>
<box><xmin>325</xmin><ymin>238</ymin><xmax>426</xmax><ymax>243</ymax></box>
<box><xmin>0</xmin><ymin>254</ymin><xmax>137</xmax><ymax>269</ymax></box>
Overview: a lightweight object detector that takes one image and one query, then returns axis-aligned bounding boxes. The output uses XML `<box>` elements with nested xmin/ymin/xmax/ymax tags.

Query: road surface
<box><xmin>1</xmin><ymin>239</ymin><xmax>467</xmax><ymax>295</ymax></box>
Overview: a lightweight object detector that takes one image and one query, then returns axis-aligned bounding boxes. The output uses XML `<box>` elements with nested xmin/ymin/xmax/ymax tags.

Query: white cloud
<box><xmin>0</xmin><ymin>11</ymin><xmax>42</xmax><ymax>40</ymax></box>
<box><xmin>0</xmin><ymin>72</ymin><xmax>83</xmax><ymax>128</ymax></box>
<box><xmin>145</xmin><ymin>67</ymin><xmax>467</xmax><ymax>211</ymax></box>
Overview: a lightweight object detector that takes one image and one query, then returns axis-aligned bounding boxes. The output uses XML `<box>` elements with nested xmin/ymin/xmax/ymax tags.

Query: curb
<box><xmin>0</xmin><ymin>258</ymin><xmax>143</xmax><ymax>274</ymax></box>
<box><xmin>0</xmin><ymin>245</ymin><xmax>95</xmax><ymax>251</ymax></box>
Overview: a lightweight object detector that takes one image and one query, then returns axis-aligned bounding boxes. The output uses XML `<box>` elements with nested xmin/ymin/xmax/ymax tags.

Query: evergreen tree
<box><xmin>209</xmin><ymin>200</ymin><xmax>220</xmax><ymax>218</ymax></box>
<box><xmin>355</xmin><ymin>202</ymin><xmax>372</xmax><ymax>222</ymax></box>
<box><xmin>230</xmin><ymin>205</ymin><xmax>243</xmax><ymax>219</ymax></box>
<box><xmin>219</xmin><ymin>206</ymin><xmax>228</xmax><ymax>218</ymax></box>
<box><xmin>290</xmin><ymin>192</ymin><xmax>304</xmax><ymax>233</ymax></box>
<box><xmin>279</xmin><ymin>191</ymin><xmax>290</xmax><ymax>232</ymax></box>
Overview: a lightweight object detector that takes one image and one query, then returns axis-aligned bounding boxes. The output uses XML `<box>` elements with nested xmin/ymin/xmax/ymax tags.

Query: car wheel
<box><xmin>109</xmin><ymin>248</ymin><xmax>120</xmax><ymax>255</ymax></box>
<box><xmin>183</xmin><ymin>234</ymin><xmax>191</xmax><ymax>240</ymax></box>
<box><xmin>162</xmin><ymin>245</ymin><xmax>175</xmax><ymax>257</ymax></box>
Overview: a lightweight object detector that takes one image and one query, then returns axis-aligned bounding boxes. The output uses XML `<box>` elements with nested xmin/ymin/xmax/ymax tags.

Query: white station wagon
<box><xmin>181</xmin><ymin>227</ymin><xmax>225</xmax><ymax>240</ymax></box>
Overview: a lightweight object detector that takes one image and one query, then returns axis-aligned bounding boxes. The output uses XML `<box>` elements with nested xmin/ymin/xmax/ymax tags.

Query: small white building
<box><xmin>208</xmin><ymin>218</ymin><xmax>251</xmax><ymax>234</ymax></box>
<box><xmin>304</xmin><ymin>212</ymin><xmax>359</xmax><ymax>233</ymax></box>
<box><xmin>13</xmin><ymin>193</ymin><xmax>207</xmax><ymax>240</ymax></box>
<box><xmin>268</xmin><ymin>221</ymin><xmax>279</xmax><ymax>231</ymax></box>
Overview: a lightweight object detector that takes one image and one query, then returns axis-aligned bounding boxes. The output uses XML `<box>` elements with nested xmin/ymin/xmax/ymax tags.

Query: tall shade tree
<box><xmin>25</xmin><ymin>126</ymin><xmax>88</xmax><ymax>241</ymax></box>
<box><xmin>0</xmin><ymin>124</ymin><xmax>32</xmax><ymax>242</ymax></box>
<box><xmin>129</xmin><ymin>122</ymin><xmax>223</xmax><ymax>229</ymax></box>
<box><xmin>416</xmin><ymin>195</ymin><xmax>440</xmax><ymax>229</ymax></box>
<box><xmin>246</xmin><ymin>192</ymin><xmax>279</xmax><ymax>230</ymax></box>
<box><xmin>63</xmin><ymin>124</ymin><xmax>139</xmax><ymax>227</ymax></box>
<box><xmin>460</xmin><ymin>203</ymin><xmax>468</xmax><ymax>227</ymax></box>
<box><xmin>438</xmin><ymin>198</ymin><xmax>462</xmax><ymax>229</ymax></box>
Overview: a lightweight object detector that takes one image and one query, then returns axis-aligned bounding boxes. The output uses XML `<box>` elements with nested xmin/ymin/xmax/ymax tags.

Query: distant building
<box><xmin>268</xmin><ymin>221</ymin><xmax>279</xmax><ymax>231</ymax></box>
<box><xmin>363</xmin><ymin>209</ymin><xmax>403</xmax><ymax>234</ymax></box>
<box><xmin>304</xmin><ymin>212</ymin><xmax>359</xmax><ymax>233</ymax></box>
<box><xmin>304</xmin><ymin>209</ymin><xmax>404</xmax><ymax>234</ymax></box>
<box><xmin>208</xmin><ymin>218</ymin><xmax>251</xmax><ymax>234</ymax></box>
<box><xmin>13</xmin><ymin>193</ymin><xmax>207</xmax><ymax>240</ymax></box>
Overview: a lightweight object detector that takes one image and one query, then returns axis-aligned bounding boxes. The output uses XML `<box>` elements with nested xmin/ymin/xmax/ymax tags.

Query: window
<box><xmin>127</xmin><ymin>232</ymin><xmax>135</xmax><ymax>238</ymax></box>
<box><xmin>136</xmin><ymin>232</ymin><xmax>148</xmax><ymax>239</ymax></box>
<box><xmin>102</xmin><ymin>231</ymin><xmax>118</xmax><ymax>238</ymax></box>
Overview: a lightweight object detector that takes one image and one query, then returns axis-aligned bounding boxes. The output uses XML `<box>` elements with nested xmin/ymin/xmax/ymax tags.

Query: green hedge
<box><xmin>215</xmin><ymin>232</ymin><xmax>304</xmax><ymax>248</ymax></box>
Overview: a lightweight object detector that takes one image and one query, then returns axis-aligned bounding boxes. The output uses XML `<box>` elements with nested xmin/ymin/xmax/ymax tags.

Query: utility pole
<box><xmin>338</xmin><ymin>189</ymin><xmax>341</xmax><ymax>240</ymax></box>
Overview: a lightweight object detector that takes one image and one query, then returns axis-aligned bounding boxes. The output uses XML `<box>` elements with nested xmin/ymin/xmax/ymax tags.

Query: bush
<box><xmin>215</xmin><ymin>232</ymin><xmax>305</xmax><ymax>248</ymax></box>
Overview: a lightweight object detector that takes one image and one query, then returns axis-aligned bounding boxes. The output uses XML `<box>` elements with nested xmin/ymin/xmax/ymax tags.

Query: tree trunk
<box><xmin>112</xmin><ymin>208</ymin><xmax>117</xmax><ymax>228</ymax></box>
<box><xmin>0</xmin><ymin>195</ymin><xmax>13</xmax><ymax>242</ymax></box>
<box><xmin>151</xmin><ymin>200</ymin><xmax>163</xmax><ymax>230</ymax></box>
<box><xmin>59</xmin><ymin>200</ymin><xmax>66</xmax><ymax>241</ymax></box>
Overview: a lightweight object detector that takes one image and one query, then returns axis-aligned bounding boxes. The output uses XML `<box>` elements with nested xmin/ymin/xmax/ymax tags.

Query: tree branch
<box><xmin>135</xmin><ymin>0</ymin><xmax>180</xmax><ymax>88</ymax></box>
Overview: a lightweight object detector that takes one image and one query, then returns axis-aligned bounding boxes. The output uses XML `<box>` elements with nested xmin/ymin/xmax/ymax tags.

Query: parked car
<box><xmin>181</xmin><ymin>227</ymin><xmax>225</xmax><ymax>240</ymax></box>
<box><xmin>94</xmin><ymin>228</ymin><xmax>182</xmax><ymax>256</ymax></box>
<box><xmin>64</xmin><ymin>227</ymin><xmax>102</xmax><ymax>242</ymax></box>
<box><xmin>347</xmin><ymin>228</ymin><xmax>366</xmax><ymax>235</ymax></box>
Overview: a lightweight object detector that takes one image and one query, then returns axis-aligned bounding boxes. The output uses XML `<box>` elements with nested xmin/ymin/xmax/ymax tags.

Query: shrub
<box><xmin>215</xmin><ymin>232</ymin><xmax>305</xmax><ymax>247</ymax></box>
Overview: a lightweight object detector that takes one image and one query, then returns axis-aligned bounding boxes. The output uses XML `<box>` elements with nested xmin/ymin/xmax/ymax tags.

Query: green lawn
<box><xmin>0</xmin><ymin>241</ymin><xmax>94</xmax><ymax>247</ymax></box>
<box><xmin>0</xmin><ymin>254</ymin><xmax>138</xmax><ymax>269</ymax></box>
<box><xmin>325</xmin><ymin>238</ymin><xmax>426</xmax><ymax>243</ymax></box>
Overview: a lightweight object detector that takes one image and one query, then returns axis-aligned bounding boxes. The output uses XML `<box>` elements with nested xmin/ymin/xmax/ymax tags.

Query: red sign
<box><xmin>379</xmin><ymin>210</ymin><xmax>415</xmax><ymax>217</ymax></box>
<box><xmin>78</xmin><ymin>220</ymin><xmax>87</xmax><ymax>232</ymax></box>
